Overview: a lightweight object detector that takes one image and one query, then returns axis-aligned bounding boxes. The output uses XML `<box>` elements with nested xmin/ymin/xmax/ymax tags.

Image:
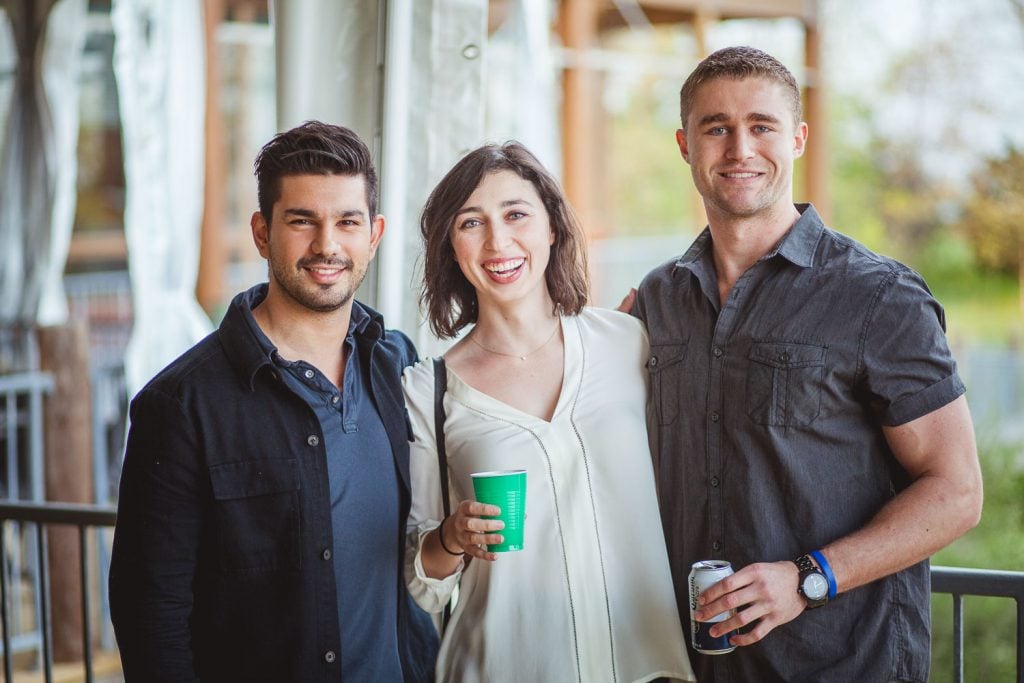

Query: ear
<box><xmin>368</xmin><ymin>214</ymin><xmax>386</xmax><ymax>258</ymax></box>
<box><xmin>793</xmin><ymin>121</ymin><xmax>808</xmax><ymax>159</ymax></box>
<box><xmin>251</xmin><ymin>211</ymin><xmax>270</xmax><ymax>259</ymax></box>
<box><xmin>675</xmin><ymin>128</ymin><xmax>691</xmax><ymax>164</ymax></box>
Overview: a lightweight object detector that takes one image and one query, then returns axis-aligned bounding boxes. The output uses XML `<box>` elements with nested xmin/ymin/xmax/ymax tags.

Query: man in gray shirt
<box><xmin>633</xmin><ymin>46</ymin><xmax>983</xmax><ymax>682</ymax></box>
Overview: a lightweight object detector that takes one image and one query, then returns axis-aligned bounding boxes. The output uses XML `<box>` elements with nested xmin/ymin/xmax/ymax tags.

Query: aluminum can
<box><xmin>688</xmin><ymin>559</ymin><xmax>736</xmax><ymax>655</ymax></box>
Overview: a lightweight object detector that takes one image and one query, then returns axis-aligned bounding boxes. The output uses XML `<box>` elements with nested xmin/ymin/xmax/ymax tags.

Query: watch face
<box><xmin>803</xmin><ymin>572</ymin><xmax>829</xmax><ymax>601</ymax></box>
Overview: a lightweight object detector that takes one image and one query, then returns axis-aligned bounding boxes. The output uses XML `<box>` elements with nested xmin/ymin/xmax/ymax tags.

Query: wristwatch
<box><xmin>793</xmin><ymin>554</ymin><xmax>829</xmax><ymax>609</ymax></box>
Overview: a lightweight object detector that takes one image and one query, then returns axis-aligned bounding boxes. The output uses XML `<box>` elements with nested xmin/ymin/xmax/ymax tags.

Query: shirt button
<box><xmin>712</xmin><ymin>540</ymin><xmax>721</xmax><ymax>551</ymax></box>
<box><xmin>649</xmin><ymin>356</ymin><xmax>659</xmax><ymax>367</ymax></box>
<box><xmin>710</xmin><ymin>411</ymin><xmax>720</xmax><ymax>423</ymax></box>
<box><xmin>713</xmin><ymin>347</ymin><xmax>723</xmax><ymax>358</ymax></box>
<box><xmin>324</xmin><ymin>650</ymin><xmax>337</xmax><ymax>664</ymax></box>
<box><xmin>710</xmin><ymin>476</ymin><xmax>720</xmax><ymax>487</ymax></box>
<box><xmin>780</xmin><ymin>352</ymin><xmax>790</xmax><ymax>362</ymax></box>
<box><xmin>304</xmin><ymin>369</ymin><xmax>315</xmax><ymax>379</ymax></box>
<box><xmin>307</xmin><ymin>435</ymin><xmax>320</xmax><ymax>447</ymax></box>
<box><xmin>331</xmin><ymin>395</ymin><xmax>340</xmax><ymax>405</ymax></box>
<box><xmin>322</xmin><ymin>548</ymin><xmax>332</xmax><ymax>561</ymax></box>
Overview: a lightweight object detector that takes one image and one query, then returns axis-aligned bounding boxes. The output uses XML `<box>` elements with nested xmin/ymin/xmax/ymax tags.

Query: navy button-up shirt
<box><xmin>635</xmin><ymin>204</ymin><xmax>964</xmax><ymax>683</ymax></box>
<box><xmin>268</xmin><ymin>304</ymin><xmax>403</xmax><ymax>681</ymax></box>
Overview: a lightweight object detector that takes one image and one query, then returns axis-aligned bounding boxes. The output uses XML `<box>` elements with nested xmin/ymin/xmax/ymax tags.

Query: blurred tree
<box><xmin>958</xmin><ymin>147</ymin><xmax>1024</xmax><ymax>312</ymax></box>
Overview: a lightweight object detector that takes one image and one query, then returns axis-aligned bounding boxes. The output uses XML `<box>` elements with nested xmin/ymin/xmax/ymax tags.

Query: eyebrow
<box><xmin>696</xmin><ymin>111</ymin><xmax>783</xmax><ymax>127</ymax></box>
<box><xmin>454</xmin><ymin>198</ymin><xmax>534</xmax><ymax>217</ymax></box>
<box><xmin>282</xmin><ymin>207</ymin><xmax>366</xmax><ymax>220</ymax></box>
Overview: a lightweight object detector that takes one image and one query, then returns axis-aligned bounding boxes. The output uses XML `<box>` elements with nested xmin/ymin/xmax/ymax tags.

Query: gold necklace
<box><xmin>469</xmin><ymin>322</ymin><xmax>560</xmax><ymax>361</ymax></box>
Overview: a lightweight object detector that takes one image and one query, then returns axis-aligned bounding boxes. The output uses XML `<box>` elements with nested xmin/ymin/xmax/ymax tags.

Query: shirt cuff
<box><xmin>407</xmin><ymin>524</ymin><xmax>463</xmax><ymax>613</ymax></box>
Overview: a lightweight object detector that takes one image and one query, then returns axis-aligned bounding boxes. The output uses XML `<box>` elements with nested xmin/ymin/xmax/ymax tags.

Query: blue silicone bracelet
<box><xmin>810</xmin><ymin>549</ymin><xmax>837</xmax><ymax>600</ymax></box>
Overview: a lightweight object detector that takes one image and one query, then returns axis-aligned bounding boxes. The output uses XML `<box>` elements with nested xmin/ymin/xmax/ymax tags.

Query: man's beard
<box><xmin>269</xmin><ymin>256</ymin><xmax>365</xmax><ymax>313</ymax></box>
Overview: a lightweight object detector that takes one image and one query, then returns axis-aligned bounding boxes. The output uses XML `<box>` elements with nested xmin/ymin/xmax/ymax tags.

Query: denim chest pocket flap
<box><xmin>746</xmin><ymin>341</ymin><xmax>828</xmax><ymax>427</ymax></box>
<box><xmin>648</xmin><ymin>342</ymin><xmax>689</xmax><ymax>426</ymax></box>
<box><xmin>208</xmin><ymin>458</ymin><xmax>301</xmax><ymax>573</ymax></box>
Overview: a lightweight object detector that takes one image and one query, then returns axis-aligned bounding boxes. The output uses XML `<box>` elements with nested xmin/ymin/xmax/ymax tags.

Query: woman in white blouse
<box><xmin>403</xmin><ymin>142</ymin><xmax>694</xmax><ymax>683</ymax></box>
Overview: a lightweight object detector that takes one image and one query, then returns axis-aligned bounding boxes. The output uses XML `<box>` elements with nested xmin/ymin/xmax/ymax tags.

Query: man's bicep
<box><xmin>882</xmin><ymin>395</ymin><xmax>979</xmax><ymax>482</ymax></box>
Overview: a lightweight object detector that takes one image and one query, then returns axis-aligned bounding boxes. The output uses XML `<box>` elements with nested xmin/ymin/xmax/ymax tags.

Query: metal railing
<box><xmin>0</xmin><ymin>498</ymin><xmax>1021</xmax><ymax>683</ymax></box>
<box><xmin>932</xmin><ymin>565</ymin><xmax>1024</xmax><ymax>683</ymax></box>
<box><xmin>0</xmin><ymin>501</ymin><xmax>117</xmax><ymax>683</ymax></box>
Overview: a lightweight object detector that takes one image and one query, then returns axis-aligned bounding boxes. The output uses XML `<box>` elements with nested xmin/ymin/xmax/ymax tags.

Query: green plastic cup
<box><xmin>471</xmin><ymin>469</ymin><xmax>527</xmax><ymax>552</ymax></box>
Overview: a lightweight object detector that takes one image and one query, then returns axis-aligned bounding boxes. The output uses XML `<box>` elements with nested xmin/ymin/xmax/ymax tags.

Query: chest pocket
<box><xmin>209</xmin><ymin>458</ymin><xmax>301</xmax><ymax>573</ymax></box>
<box><xmin>648</xmin><ymin>342</ymin><xmax>689</xmax><ymax>426</ymax></box>
<box><xmin>746</xmin><ymin>341</ymin><xmax>827</xmax><ymax>427</ymax></box>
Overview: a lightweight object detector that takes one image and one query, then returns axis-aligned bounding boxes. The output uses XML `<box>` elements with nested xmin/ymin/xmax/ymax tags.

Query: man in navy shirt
<box><xmin>110</xmin><ymin>121</ymin><xmax>438</xmax><ymax>682</ymax></box>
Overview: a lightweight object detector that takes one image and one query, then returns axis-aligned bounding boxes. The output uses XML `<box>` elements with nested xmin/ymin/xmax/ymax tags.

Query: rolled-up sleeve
<box><xmin>859</xmin><ymin>269</ymin><xmax>966</xmax><ymax>426</ymax></box>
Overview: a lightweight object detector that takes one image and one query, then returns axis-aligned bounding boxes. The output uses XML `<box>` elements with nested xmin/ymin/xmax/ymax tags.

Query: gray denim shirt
<box><xmin>634</xmin><ymin>204</ymin><xmax>964</xmax><ymax>683</ymax></box>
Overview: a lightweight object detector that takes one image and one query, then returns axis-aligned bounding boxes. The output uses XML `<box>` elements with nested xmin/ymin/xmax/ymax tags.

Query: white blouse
<box><xmin>403</xmin><ymin>308</ymin><xmax>694</xmax><ymax>683</ymax></box>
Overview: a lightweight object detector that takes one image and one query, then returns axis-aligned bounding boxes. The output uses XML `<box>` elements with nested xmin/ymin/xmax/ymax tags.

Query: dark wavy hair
<box><xmin>680</xmin><ymin>46</ymin><xmax>802</xmax><ymax>129</ymax></box>
<box><xmin>253</xmin><ymin>120</ymin><xmax>378</xmax><ymax>221</ymax></box>
<box><xmin>419</xmin><ymin>142</ymin><xmax>589</xmax><ymax>339</ymax></box>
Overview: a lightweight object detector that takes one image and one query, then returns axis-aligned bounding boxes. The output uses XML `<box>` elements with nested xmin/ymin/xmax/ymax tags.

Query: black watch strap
<box><xmin>793</xmin><ymin>554</ymin><xmax>829</xmax><ymax>609</ymax></box>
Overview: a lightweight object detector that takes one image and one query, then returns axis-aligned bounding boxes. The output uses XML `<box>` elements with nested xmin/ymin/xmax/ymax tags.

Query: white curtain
<box><xmin>383</xmin><ymin>0</ymin><xmax>487</xmax><ymax>354</ymax></box>
<box><xmin>111</xmin><ymin>0</ymin><xmax>212</xmax><ymax>396</ymax></box>
<box><xmin>0</xmin><ymin>0</ymin><xmax>87</xmax><ymax>326</ymax></box>
<box><xmin>484</xmin><ymin>0</ymin><xmax>560</xmax><ymax>173</ymax></box>
<box><xmin>273</xmin><ymin>0</ymin><xmax>487</xmax><ymax>355</ymax></box>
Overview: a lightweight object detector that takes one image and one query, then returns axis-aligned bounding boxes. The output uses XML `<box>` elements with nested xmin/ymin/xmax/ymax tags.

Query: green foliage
<box><xmin>959</xmin><ymin>147</ymin><xmax>1024</xmax><ymax>275</ymax></box>
<box><xmin>930</xmin><ymin>439</ymin><xmax>1024</xmax><ymax>682</ymax></box>
<box><xmin>608</xmin><ymin>80</ymin><xmax>695</xmax><ymax>237</ymax></box>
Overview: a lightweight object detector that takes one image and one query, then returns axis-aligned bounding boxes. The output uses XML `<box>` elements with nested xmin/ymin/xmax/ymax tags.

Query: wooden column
<box><xmin>559</xmin><ymin>0</ymin><xmax>601</xmax><ymax>237</ymax></box>
<box><xmin>197</xmin><ymin>0</ymin><xmax>227</xmax><ymax>315</ymax></box>
<box><xmin>802</xmin><ymin>17</ymin><xmax>830</xmax><ymax>222</ymax></box>
<box><xmin>38</xmin><ymin>323</ymin><xmax>94</xmax><ymax>662</ymax></box>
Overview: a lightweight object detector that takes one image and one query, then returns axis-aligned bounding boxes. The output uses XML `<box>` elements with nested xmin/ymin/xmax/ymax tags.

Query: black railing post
<box><xmin>80</xmin><ymin>524</ymin><xmax>94</xmax><ymax>683</ymax></box>
<box><xmin>952</xmin><ymin>592</ymin><xmax>964</xmax><ymax>683</ymax></box>
<box><xmin>1</xmin><ymin>522</ymin><xmax>13</xmax><ymax>683</ymax></box>
<box><xmin>35</xmin><ymin>524</ymin><xmax>53</xmax><ymax>683</ymax></box>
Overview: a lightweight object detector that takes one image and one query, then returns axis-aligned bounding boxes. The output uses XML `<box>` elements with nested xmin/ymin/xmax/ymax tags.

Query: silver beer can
<box><xmin>688</xmin><ymin>559</ymin><xmax>737</xmax><ymax>655</ymax></box>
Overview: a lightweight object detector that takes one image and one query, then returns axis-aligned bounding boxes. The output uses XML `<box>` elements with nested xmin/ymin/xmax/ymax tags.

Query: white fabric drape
<box><xmin>484</xmin><ymin>0</ymin><xmax>560</xmax><ymax>173</ymax></box>
<box><xmin>0</xmin><ymin>0</ymin><xmax>86</xmax><ymax>326</ymax></box>
<box><xmin>111</xmin><ymin>0</ymin><xmax>212</xmax><ymax>396</ymax></box>
<box><xmin>385</xmin><ymin>0</ymin><xmax>487</xmax><ymax>354</ymax></box>
<box><xmin>274</xmin><ymin>0</ymin><xmax>486</xmax><ymax>355</ymax></box>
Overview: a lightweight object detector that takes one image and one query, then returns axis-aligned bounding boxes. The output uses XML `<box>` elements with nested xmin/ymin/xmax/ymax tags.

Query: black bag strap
<box><xmin>432</xmin><ymin>357</ymin><xmax>453</xmax><ymax>634</ymax></box>
<box><xmin>432</xmin><ymin>357</ymin><xmax>450</xmax><ymax>518</ymax></box>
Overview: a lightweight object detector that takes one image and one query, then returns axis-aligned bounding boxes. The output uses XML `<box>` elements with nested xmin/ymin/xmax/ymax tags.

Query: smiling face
<box><xmin>449</xmin><ymin>170</ymin><xmax>556</xmax><ymax>312</ymax></box>
<box><xmin>677</xmin><ymin>77</ymin><xmax>807</xmax><ymax>222</ymax></box>
<box><xmin>251</xmin><ymin>173</ymin><xmax>384</xmax><ymax>315</ymax></box>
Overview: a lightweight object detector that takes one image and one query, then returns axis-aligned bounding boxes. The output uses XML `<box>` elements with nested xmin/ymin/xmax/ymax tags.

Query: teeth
<box><xmin>484</xmin><ymin>259</ymin><xmax>524</xmax><ymax>274</ymax></box>
<box><xmin>724</xmin><ymin>172</ymin><xmax>758</xmax><ymax>178</ymax></box>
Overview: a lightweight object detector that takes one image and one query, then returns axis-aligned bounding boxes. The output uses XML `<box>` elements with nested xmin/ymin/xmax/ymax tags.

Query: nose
<box><xmin>483</xmin><ymin>221</ymin><xmax>513</xmax><ymax>251</ymax></box>
<box><xmin>311</xmin><ymin>225</ymin><xmax>340</xmax><ymax>257</ymax></box>
<box><xmin>725</xmin><ymin>130</ymin><xmax>755</xmax><ymax>161</ymax></box>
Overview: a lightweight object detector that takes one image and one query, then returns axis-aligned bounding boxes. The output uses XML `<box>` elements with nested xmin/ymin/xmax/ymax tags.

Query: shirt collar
<box><xmin>219</xmin><ymin>283</ymin><xmax>385</xmax><ymax>391</ymax></box>
<box><xmin>673</xmin><ymin>202</ymin><xmax>825</xmax><ymax>277</ymax></box>
<box><xmin>763</xmin><ymin>203</ymin><xmax>824</xmax><ymax>268</ymax></box>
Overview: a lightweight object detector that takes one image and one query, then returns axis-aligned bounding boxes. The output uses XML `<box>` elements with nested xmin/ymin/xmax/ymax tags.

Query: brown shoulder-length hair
<box><xmin>420</xmin><ymin>142</ymin><xmax>589</xmax><ymax>339</ymax></box>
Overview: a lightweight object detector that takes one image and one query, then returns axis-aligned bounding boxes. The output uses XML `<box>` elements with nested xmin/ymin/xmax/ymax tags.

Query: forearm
<box><xmin>822</xmin><ymin>470</ymin><xmax>982</xmax><ymax>594</ymax></box>
<box><xmin>420</xmin><ymin>518</ymin><xmax>466</xmax><ymax>579</ymax></box>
